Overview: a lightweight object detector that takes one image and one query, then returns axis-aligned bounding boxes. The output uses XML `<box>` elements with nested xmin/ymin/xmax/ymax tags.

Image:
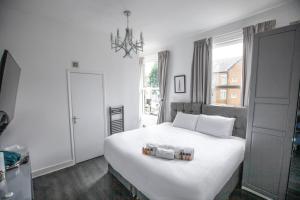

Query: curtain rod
<box><xmin>213</xmin><ymin>29</ymin><xmax>243</xmax><ymax>40</ymax></box>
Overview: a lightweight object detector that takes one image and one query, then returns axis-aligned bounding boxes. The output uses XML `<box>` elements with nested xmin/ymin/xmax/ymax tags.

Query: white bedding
<box><xmin>104</xmin><ymin>123</ymin><xmax>245</xmax><ymax>200</ymax></box>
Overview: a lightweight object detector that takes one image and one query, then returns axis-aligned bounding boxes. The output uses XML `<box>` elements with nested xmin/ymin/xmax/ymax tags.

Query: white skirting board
<box><xmin>242</xmin><ymin>186</ymin><xmax>273</xmax><ymax>200</ymax></box>
<box><xmin>32</xmin><ymin>160</ymin><xmax>74</xmax><ymax>178</ymax></box>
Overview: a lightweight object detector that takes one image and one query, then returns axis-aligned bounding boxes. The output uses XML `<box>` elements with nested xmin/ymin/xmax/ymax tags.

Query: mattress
<box><xmin>104</xmin><ymin>123</ymin><xmax>245</xmax><ymax>200</ymax></box>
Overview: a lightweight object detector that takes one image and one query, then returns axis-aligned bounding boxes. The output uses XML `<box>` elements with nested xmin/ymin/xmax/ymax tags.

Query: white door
<box><xmin>69</xmin><ymin>72</ymin><xmax>105</xmax><ymax>163</ymax></box>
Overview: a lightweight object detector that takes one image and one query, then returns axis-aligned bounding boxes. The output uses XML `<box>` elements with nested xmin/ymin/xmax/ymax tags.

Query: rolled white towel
<box><xmin>182</xmin><ymin>147</ymin><xmax>194</xmax><ymax>160</ymax></box>
<box><xmin>143</xmin><ymin>143</ymin><xmax>194</xmax><ymax>161</ymax></box>
<box><xmin>145</xmin><ymin>143</ymin><xmax>158</xmax><ymax>156</ymax></box>
<box><xmin>158</xmin><ymin>144</ymin><xmax>175</xmax><ymax>150</ymax></box>
<box><xmin>155</xmin><ymin>147</ymin><xmax>175</xmax><ymax>160</ymax></box>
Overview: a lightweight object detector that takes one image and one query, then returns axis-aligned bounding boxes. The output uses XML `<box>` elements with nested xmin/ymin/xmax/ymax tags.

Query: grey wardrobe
<box><xmin>242</xmin><ymin>24</ymin><xmax>300</xmax><ymax>199</ymax></box>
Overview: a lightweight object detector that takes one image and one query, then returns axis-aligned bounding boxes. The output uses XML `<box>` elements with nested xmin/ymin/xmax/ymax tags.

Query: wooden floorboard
<box><xmin>33</xmin><ymin>156</ymin><xmax>263</xmax><ymax>200</ymax></box>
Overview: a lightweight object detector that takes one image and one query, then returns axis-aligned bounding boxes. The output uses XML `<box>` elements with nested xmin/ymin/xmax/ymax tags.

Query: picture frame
<box><xmin>174</xmin><ymin>75</ymin><xmax>186</xmax><ymax>93</ymax></box>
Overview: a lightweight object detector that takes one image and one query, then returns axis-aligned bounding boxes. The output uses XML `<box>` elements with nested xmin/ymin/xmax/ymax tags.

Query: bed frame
<box><xmin>108</xmin><ymin>102</ymin><xmax>247</xmax><ymax>200</ymax></box>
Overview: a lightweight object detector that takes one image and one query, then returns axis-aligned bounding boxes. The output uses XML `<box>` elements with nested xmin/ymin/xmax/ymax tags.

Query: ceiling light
<box><xmin>110</xmin><ymin>10</ymin><xmax>144</xmax><ymax>58</ymax></box>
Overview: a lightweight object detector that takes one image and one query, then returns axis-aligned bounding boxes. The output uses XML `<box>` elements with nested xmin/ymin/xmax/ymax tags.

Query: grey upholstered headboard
<box><xmin>170</xmin><ymin>102</ymin><xmax>247</xmax><ymax>139</ymax></box>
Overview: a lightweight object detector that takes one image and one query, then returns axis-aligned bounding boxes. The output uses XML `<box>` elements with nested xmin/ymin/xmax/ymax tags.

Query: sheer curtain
<box><xmin>190</xmin><ymin>38</ymin><xmax>212</xmax><ymax>103</ymax></box>
<box><xmin>157</xmin><ymin>51</ymin><xmax>169</xmax><ymax>124</ymax></box>
<box><xmin>242</xmin><ymin>20</ymin><xmax>276</xmax><ymax>106</ymax></box>
<box><xmin>138</xmin><ymin>57</ymin><xmax>144</xmax><ymax>127</ymax></box>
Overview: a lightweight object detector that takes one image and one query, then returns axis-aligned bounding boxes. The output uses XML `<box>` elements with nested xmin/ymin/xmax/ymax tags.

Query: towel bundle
<box><xmin>142</xmin><ymin>143</ymin><xmax>194</xmax><ymax>161</ymax></box>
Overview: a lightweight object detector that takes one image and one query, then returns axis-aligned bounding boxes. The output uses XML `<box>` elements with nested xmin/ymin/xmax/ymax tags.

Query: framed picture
<box><xmin>174</xmin><ymin>75</ymin><xmax>186</xmax><ymax>93</ymax></box>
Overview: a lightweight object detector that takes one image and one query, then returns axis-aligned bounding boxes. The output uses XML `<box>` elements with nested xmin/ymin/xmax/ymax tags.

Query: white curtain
<box><xmin>138</xmin><ymin>57</ymin><xmax>144</xmax><ymax>127</ymax></box>
<box><xmin>157</xmin><ymin>51</ymin><xmax>169</xmax><ymax>124</ymax></box>
<box><xmin>190</xmin><ymin>38</ymin><xmax>212</xmax><ymax>103</ymax></box>
<box><xmin>242</xmin><ymin>20</ymin><xmax>276</xmax><ymax>106</ymax></box>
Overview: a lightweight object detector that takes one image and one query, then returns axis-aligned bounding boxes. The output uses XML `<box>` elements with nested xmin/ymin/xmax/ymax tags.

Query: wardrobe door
<box><xmin>243</xmin><ymin>25</ymin><xmax>300</xmax><ymax>199</ymax></box>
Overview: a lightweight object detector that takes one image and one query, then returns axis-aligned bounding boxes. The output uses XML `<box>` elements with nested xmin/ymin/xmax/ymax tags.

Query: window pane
<box><xmin>211</xmin><ymin>40</ymin><xmax>243</xmax><ymax>106</ymax></box>
<box><xmin>142</xmin><ymin>57</ymin><xmax>159</xmax><ymax>127</ymax></box>
<box><xmin>220</xmin><ymin>89</ymin><xmax>227</xmax><ymax>100</ymax></box>
<box><xmin>144</xmin><ymin>62</ymin><xmax>158</xmax><ymax>87</ymax></box>
<box><xmin>142</xmin><ymin>88</ymin><xmax>160</xmax><ymax>116</ymax></box>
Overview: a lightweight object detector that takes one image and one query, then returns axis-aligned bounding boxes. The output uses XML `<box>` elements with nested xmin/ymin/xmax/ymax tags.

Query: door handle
<box><xmin>72</xmin><ymin>116</ymin><xmax>80</xmax><ymax>124</ymax></box>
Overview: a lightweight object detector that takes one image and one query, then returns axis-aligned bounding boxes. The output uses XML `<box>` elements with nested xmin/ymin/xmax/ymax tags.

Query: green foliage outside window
<box><xmin>148</xmin><ymin>63</ymin><xmax>159</xmax><ymax>87</ymax></box>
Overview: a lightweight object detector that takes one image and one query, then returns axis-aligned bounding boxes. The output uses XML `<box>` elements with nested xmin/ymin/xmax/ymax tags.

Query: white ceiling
<box><xmin>2</xmin><ymin>0</ymin><xmax>289</xmax><ymax>52</ymax></box>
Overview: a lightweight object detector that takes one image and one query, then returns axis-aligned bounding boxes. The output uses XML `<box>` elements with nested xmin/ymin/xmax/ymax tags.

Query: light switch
<box><xmin>72</xmin><ymin>61</ymin><xmax>79</xmax><ymax>68</ymax></box>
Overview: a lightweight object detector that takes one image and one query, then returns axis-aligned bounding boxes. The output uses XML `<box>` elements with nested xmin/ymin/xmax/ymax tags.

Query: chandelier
<box><xmin>110</xmin><ymin>10</ymin><xmax>144</xmax><ymax>58</ymax></box>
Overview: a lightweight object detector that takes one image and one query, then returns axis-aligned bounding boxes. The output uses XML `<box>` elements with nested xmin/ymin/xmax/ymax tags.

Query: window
<box><xmin>219</xmin><ymin>74</ymin><xmax>227</xmax><ymax>85</ymax></box>
<box><xmin>220</xmin><ymin>89</ymin><xmax>227</xmax><ymax>100</ymax></box>
<box><xmin>141</xmin><ymin>55</ymin><xmax>159</xmax><ymax>126</ymax></box>
<box><xmin>231</xmin><ymin>92</ymin><xmax>237</xmax><ymax>98</ymax></box>
<box><xmin>211</xmin><ymin>31</ymin><xmax>243</xmax><ymax>106</ymax></box>
<box><xmin>231</xmin><ymin>77</ymin><xmax>238</xmax><ymax>84</ymax></box>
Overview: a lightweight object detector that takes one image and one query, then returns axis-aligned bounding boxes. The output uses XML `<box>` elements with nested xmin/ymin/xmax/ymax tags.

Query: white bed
<box><xmin>104</xmin><ymin>122</ymin><xmax>245</xmax><ymax>200</ymax></box>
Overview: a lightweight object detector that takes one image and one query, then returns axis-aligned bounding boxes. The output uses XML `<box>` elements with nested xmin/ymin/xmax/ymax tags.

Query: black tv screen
<box><xmin>0</xmin><ymin>50</ymin><xmax>21</xmax><ymax>134</ymax></box>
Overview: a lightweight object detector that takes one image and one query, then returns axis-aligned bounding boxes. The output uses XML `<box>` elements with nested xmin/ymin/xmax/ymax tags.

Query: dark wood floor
<box><xmin>33</xmin><ymin>156</ymin><xmax>263</xmax><ymax>200</ymax></box>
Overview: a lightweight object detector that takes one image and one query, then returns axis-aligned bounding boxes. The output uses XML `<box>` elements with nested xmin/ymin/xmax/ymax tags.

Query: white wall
<box><xmin>0</xmin><ymin>5</ymin><xmax>140</xmax><ymax>174</ymax></box>
<box><xmin>153</xmin><ymin>0</ymin><xmax>300</xmax><ymax>121</ymax></box>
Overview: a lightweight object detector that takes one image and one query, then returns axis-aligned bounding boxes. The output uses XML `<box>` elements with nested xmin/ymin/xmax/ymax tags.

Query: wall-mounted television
<box><xmin>0</xmin><ymin>50</ymin><xmax>21</xmax><ymax>135</ymax></box>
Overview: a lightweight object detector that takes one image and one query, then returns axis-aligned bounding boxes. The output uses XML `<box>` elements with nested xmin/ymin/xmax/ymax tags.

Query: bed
<box><xmin>104</xmin><ymin>103</ymin><xmax>247</xmax><ymax>200</ymax></box>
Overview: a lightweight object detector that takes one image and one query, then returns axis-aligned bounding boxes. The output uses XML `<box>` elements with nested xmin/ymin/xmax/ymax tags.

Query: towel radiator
<box><xmin>109</xmin><ymin>106</ymin><xmax>124</xmax><ymax>135</ymax></box>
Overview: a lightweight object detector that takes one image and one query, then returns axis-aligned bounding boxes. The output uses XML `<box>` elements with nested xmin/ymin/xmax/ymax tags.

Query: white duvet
<box><xmin>104</xmin><ymin>123</ymin><xmax>245</xmax><ymax>200</ymax></box>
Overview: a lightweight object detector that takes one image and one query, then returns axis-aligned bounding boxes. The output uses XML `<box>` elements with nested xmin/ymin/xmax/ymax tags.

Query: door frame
<box><xmin>66</xmin><ymin>69</ymin><xmax>107</xmax><ymax>164</ymax></box>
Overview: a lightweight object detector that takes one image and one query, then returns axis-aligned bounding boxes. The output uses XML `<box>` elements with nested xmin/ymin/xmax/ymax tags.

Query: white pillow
<box><xmin>172</xmin><ymin>112</ymin><xmax>199</xmax><ymax>131</ymax></box>
<box><xmin>195</xmin><ymin>114</ymin><xmax>235</xmax><ymax>138</ymax></box>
